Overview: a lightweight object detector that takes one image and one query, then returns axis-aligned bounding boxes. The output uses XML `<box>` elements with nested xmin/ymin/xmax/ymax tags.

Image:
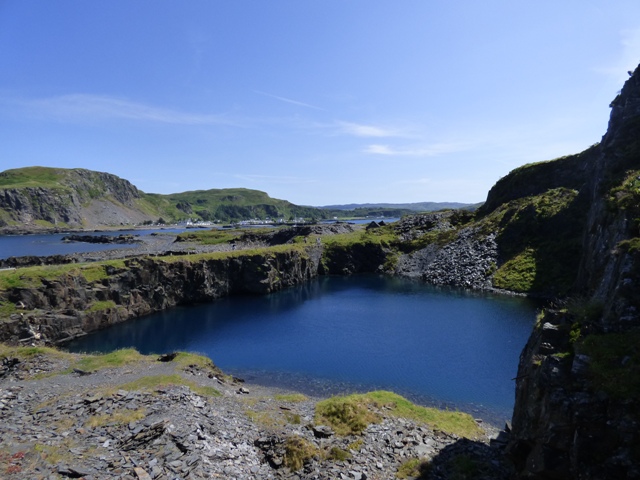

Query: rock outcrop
<box><xmin>507</xmin><ymin>65</ymin><xmax>640</xmax><ymax>479</ymax></box>
<box><xmin>1</xmin><ymin>247</ymin><xmax>321</xmax><ymax>345</ymax></box>
<box><xmin>393</xmin><ymin>212</ymin><xmax>499</xmax><ymax>290</ymax></box>
<box><xmin>0</xmin><ymin>167</ymin><xmax>153</xmax><ymax>229</ymax></box>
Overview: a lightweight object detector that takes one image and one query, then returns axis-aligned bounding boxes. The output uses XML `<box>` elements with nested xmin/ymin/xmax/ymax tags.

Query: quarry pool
<box><xmin>65</xmin><ymin>275</ymin><xmax>537</xmax><ymax>423</ymax></box>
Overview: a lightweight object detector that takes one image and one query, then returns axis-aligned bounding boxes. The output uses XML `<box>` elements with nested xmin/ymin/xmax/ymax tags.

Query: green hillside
<box><xmin>153</xmin><ymin>188</ymin><xmax>328</xmax><ymax>223</ymax></box>
<box><xmin>0</xmin><ymin>166</ymin><xmax>330</xmax><ymax>228</ymax></box>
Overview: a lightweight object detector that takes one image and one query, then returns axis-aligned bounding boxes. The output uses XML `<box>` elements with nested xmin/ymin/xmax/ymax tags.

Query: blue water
<box><xmin>0</xmin><ymin>228</ymin><xmax>194</xmax><ymax>259</ymax></box>
<box><xmin>65</xmin><ymin>275</ymin><xmax>536</xmax><ymax>423</ymax></box>
<box><xmin>0</xmin><ymin>222</ymin><xmax>396</xmax><ymax>259</ymax></box>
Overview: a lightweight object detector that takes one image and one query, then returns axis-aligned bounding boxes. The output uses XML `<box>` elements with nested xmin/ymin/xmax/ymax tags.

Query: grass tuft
<box><xmin>397</xmin><ymin>457</ymin><xmax>431</xmax><ymax>479</ymax></box>
<box><xmin>327</xmin><ymin>446</ymin><xmax>351</xmax><ymax>461</ymax></box>
<box><xmin>85</xmin><ymin>407</ymin><xmax>146</xmax><ymax>428</ymax></box>
<box><xmin>71</xmin><ymin>348</ymin><xmax>149</xmax><ymax>372</ymax></box>
<box><xmin>275</xmin><ymin>393</ymin><xmax>308</xmax><ymax>403</ymax></box>
<box><xmin>0</xmin><ymin>344</ymin><xmax>73</xmax><ymax>361</ymax></box>
<box><xmin>116</xmin><ymin>374</ymin><xmax>221</xmax><ymax>397</ymax></box>
<box><xmin>315</xmin><ymin>391</ymin><xmax>482</xmax><ymax>439</ymax></box>
<box><xmin>315</xmin><ymin>393</ymin><xmax>381</xmax><ymax>436</ymax></box>
<box><xmin>87</xmin><ymin>300</ymin><xmax>117</xmax><ymax>312</ymax></box>
<box><xmin>577</xmin><ymin>328</ymin><xmax>640</xmax><ymax>401</ymax></box>
<box><xmin>284</xmin><ymin>436</ymin><xmax>321</xmax><ymax>471</ymax></box>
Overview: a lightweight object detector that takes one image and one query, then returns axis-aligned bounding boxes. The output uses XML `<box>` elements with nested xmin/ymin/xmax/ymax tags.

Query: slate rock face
<box><xmin>508</xmin><ymin>64</ymin><xmax>640</xmax><ymax>479</ymax></box>
<box><xmin>0</xmin><ymin>248</ymin><xmax>321</xmax><ymax>345</ymax></box>
<box><xmin>394</xmin><ymin>213</ymin><xmax>499</xmax><ymax>291</ymax></box>
<box><xmin>0</xmin><ymin>168</ymin><xmax>151</xmax><ymax>229</ymax></box>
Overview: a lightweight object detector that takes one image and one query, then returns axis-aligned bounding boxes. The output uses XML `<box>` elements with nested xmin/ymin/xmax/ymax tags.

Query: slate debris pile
<box><xmin>0</xmin><ymin>353</ymin><xmax>514</xmax><ymax>480</ymax></box>
<box><xmin>395</xmin><ymin>227</ymin><xmax>498</xmax><ymax>290</ymax></box>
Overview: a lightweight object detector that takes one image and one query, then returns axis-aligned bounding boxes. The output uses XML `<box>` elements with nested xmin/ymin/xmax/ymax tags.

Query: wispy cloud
<box><xmin>336</xmin><ymin>121</ymin><xmax>417</xmax><ymax>138</ymax></box>
<box><xmin>336</xmin><ymin>121</ymin><xmax>412</xmax><ymax>138</ymax></box>
<box><xmin>13</xmin><ymin>94</ymin><xmax>239</xmax><ymax>125</ymax></box>
<box><xmin>364</xmin><ymin>142</ymin><xmax>467</xmax><ymax>156</ymax></box>
<box><xmin>254</xmin><ymin>90</ymin><xmax>325</xmax><ymax>111</ymax></box>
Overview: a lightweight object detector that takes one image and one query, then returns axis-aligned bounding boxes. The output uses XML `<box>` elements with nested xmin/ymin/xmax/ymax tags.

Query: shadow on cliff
<box><xmin>493</xmin><ymin>188</ymin><xmax>589</xmax><ymax>297</ymax></box>
<box><xmin>417</xmin><ymin>438</ymin><xmax>514</xmax><ymax>480</ymax></box>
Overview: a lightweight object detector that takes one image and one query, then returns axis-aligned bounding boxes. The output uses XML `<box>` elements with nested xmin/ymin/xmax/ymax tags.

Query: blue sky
<box><xmin>1</xmin><ymin>1</ymin><xmax>639</xmax><ymax>206</ymax></box>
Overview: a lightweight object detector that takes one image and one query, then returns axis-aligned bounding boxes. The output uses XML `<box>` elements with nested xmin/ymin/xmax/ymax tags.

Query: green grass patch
<box><xmin>577</xmin><ymin>328</ymin><xmax>640</xmax><ymax>401</ymax></box>
<box><xmin>275</xmin><ymin>393</ymin><xmax>308</xmax><ymax>402</ymax></box>
<box><xmin>158</xmin><ymin>243</ymin><xmax>308</xmax><ymax>263</ymax></box>
<box><xmin>175</xmin><ymin>229</ymin><xmax>240</xmax><ymax>245</ymax></box>
<box><xmin>397</xmin><ymin>457</ymin><xmax>430</xmax><ymax>479</ymax></box>
<box><xmin>0</xmin><ymin>167</ymin><xmax>68</xmax><ymax>188</ymax></box>
<box><xmin>365</xmin><ymin>391</ymin><xmax>483</xmax><ymax>439</ymax></box>
<box><xmin>171</xmin><ymin>351</ymin><xmax>227</xmax><ymax>379</ymax></box>
<box><xmin>71</xmin><ymin>348</ymin><xmax>150</xmax><ymax>372</ymax></box>
<box><xmin>327</xmin><ymin>446</ymin><xmax>351</xmax><ymax>461</ymax></box>
<box><xmin>0</xmin><ymin>344</ymin><xmax>74</xmax><ymax>361</ymax></box>
<box><xmin>347</xmin><ymin>439</ymin><xmax>363</xmax><ymax>451</ymax></box>
<box><xmin>609</xmin><ymin>169</ymin><xmax>640</xmax><ymax>215</ymax></box>
<box><xmin>492</xmin><ymin>247</ymin><xmax>537</xmax><ymax>292</ymax></box>
<box><xmin>0</xmin><ymin>261</ymin><xmax>131</xmax><ymax>292</ymax></box>
<box><xmin>80</xmin><ymin>260</ymin><xmax>126</xmax><ymax>282</ymax></box>
<box><xmin>33</xmin><ymin>439</ymin><xmax>83</xmax><ymax>466</ymax></box>
<box><xmin>617</xmin><ymin>237</ymin><xmax>640</xmax><ymax>254</ymax></box>
<box><xmin>117</xmin><ymin>374</ymin><xmax>221</xmax><ymax>397</ymax></box>
<box><xmin>0</xmin><ymin>269</ymin><xmax>27</xmax><ymax>290</ymax></box>
<box><xmin>315</xmin><ymin>393</ymin><xmax>381</xmax><ymax>436</ymax></box>
<box><xmin>245</xmin><ymin>409</ymin><xmax>286</xmax><ymax>429</ymax></box>
<box><xmin>172</xmin><ymin>351</ymin><xmax>216</xmax><ymax>369</ymax></box>
<box><xmin>0</xmin><ymin>300</ymin><xmax>17</xmax><ymax>318</ymax></box>
<box><xmin>284</xmin><ymin>436</ymin><xmax>322</xmax><ymax>471</ymax></box>
<box><xmin>33</xmin><ymin>219</ymin><xmax>57</xmax><ymax>228</ymax></box>
<box><xmin>478</xmin><ymin>187</ymin><xmax>586</xmax><ymax>295</ymax></box>
<box><xmin>323</xmin><ymin>227</ymin><xmax>397</xmax><ymax>248</ymax></box>
<box><xmin>85</xmin><ymin>407</ymin><xmax>146</xmax><ymax>428</ymax></box>
<box><xmin>86</xmin><ymin>300</ymin><xmax>117</xmax><ymax>313</ymax></box>
<box><xmin>315</xmin><ymin>391</ymin><xmax>482</xmax><ymax>439</ymax></box>
<box><xmin>0</xmin><ymin>264</ymin><xmax>77</xmax><ymax>290</ymax></box>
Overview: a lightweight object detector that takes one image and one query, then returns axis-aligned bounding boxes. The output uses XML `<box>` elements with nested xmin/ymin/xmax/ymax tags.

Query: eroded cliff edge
<box><xmin>506</xmin><ymin>66</ymin><xmax>640</xmax><ymax>479</ymax></box>
<box><xmin>0</xmin><ymin>247</ymin><xmax>322</xmax><ymax>345</ymax></box>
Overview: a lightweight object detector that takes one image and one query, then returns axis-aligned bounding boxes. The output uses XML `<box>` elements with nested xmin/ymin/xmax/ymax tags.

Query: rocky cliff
<box><xmin>0</xmin><ymin>247</ymin><xmax>320</xmax><ymax>345</ymax></box>
<box><xmin>507</xmin><ymin>66</ymin><xmax>640</xmax><ymax>479</ymax></box>
<box><xmin>0</xmin><ymin>167</ymin><xmax>330</xmax><ymax>231</ymax></box>
<box><xmin>0</xmin><ymin>167</ymin><xmax>154</xmax><ymax>229</ymax></box>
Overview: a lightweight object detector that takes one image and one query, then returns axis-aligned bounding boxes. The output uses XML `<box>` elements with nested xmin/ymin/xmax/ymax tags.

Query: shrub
<box><xmin>284</xmin><ymin>436</ymin><xmax>320</xmax><ymax>471</ymax></box>
<box><xmin>314</xmin><ymin>394</ymin><xmax>380</xmax><ymax>436</ymax></box>
<box><xmin>578</xmin><ymin>328</ymin><xmax>640</xmax><ymax>401</ymax></box>
<box><xmin>315</xmin><ymin>391</ymin><xmax>482</xmax><ymax>439</ymax></box>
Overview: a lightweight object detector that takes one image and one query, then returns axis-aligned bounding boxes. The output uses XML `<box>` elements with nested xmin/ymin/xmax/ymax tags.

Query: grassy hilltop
<box><xmin>0</xmin><ymin>166</ymin><xmax>329</xmax><ymax>229</ymax></box>
<box><xmin>0</xmin><ymin>166</ymin><xmax>460</xmax><ymax>230</ymax></box>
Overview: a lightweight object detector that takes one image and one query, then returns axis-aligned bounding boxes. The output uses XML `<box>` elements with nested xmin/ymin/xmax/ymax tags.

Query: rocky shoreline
<box><xmin>0</xmin><ymin>348</ymin><xmax>514</xmax><ymax>480</ymax></box>
<box><xmin>0</xmin><ymin>221</ymin><xmax>529</xmax><ymax>478</ymax></box>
